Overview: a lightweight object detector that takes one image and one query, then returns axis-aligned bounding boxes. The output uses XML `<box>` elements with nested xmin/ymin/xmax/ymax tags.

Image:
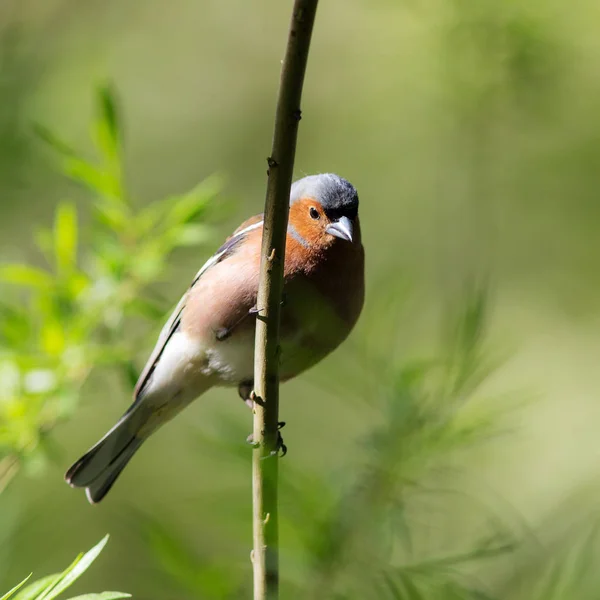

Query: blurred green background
<box><xmin>2</xmin><ymin>0</ymin><xmax>600</xmax><ymax>598</ymax></box>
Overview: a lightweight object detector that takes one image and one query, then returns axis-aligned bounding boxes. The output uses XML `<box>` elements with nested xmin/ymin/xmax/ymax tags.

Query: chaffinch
<box><xmin>65</xmin><ymin>173</ymin><xmax>364</xmax><ymax>503</ymax></box>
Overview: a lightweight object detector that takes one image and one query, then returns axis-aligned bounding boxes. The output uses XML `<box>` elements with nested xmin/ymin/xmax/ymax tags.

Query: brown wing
<box><xmin>133</xmin><ymin>215</ymin><xmax>264</xmax><ymax>400</ymax></box>
<box><xmin>229</xmin><ymin>214</ymin><xmax>263</xmax><ymax>239</ymax></box>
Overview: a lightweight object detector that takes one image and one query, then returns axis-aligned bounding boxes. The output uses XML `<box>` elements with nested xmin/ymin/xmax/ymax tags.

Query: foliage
<box><xmin>3</xmin><ymin>0</ymin><xmax>600</xmax><ymax>595</ymax></box>
<box><xmin>0</xmin><ymin>86</ymin><xmax>221</xmax><ymax>492</ymax></box>
<box><xmin>136</xmin><ymin>285</ymin><xmax>520</xmax><ymax>599</ymax></box>
<box><xmin>2</xmin><ymin>536</ymin><xmax>129</xmax><ymax>600</ymax></box>
<box><xmin>133</xmin><ymin>284</ymin><xmax>600</xmax><ymax>599</ymax></box>
<box><xmin>288</xmin><ymin>285</ymin><xmax>515</xmax><ymax>599</ymax></box>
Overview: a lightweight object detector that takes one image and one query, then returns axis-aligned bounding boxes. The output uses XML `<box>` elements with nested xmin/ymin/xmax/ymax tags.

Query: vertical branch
<box><xmin>252</xmin><ymin>1</ymin><xmax>319</xmax><ymax>599</ymax></box>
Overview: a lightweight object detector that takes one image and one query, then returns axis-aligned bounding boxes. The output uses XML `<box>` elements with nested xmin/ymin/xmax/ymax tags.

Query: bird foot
<box><xmin>249</xmin><ymin>295</ymin><xmax>286</xmax><ymax>317</ymax></box>
<box><xmin>238</xmin><ymin>382</ymin><xmax>255</xmax><ymax>408</ymax></box>
<box><xmin>246</xmin><ymin>422</ymin><xmax>287</xmax><ymax>457</ymax></box>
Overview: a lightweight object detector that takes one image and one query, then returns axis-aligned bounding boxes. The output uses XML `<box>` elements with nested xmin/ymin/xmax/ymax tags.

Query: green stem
<box><xmin>252</xmin><ymin>2</ymin><xmax>319</xmax><ymax>599</ymax></box>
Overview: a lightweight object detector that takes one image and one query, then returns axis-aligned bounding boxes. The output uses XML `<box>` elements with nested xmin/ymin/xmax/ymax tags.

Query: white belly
<box><xmin>203</xmin><ymin>328</ymin><xmax>256</xmax><ymax>384</ymax></box>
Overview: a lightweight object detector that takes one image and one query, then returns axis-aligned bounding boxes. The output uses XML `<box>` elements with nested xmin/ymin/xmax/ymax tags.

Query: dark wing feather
<box><xmin>133</xmin><ymin>295</ymin><xmax>186</xmax><ymax>399</ymax></box>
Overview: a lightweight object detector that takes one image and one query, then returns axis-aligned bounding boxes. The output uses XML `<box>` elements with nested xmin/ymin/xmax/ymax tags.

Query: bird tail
<box><xmin>65</xmin><ymin>403</ymin><xmax>148</xmax><ymax>504</ymax></box>
<box><xmin>66</xmin><ymin>375</ymin><xmax>214</xmax><ymax>503</ymax></box>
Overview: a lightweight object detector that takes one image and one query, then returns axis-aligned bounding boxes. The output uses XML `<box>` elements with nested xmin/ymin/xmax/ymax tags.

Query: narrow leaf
<box><xmin>380</xmin><ymin>572</ymin><xmax>405</xmax><ymax>600</ymax></box>
<box><xmin>38</xmin><ymin>536</ymin><xmax>109</xmax><ymax>600</ymax></box>
<box><xmin>63</xmin><ymin>159</ymin><xmax>119</xmax><ymax>200</ymax></box>
<box><xmin>13</xmin><ymin>574</ymin><xmax>60</xmax><ymax>600</ymax></box>
<box><xmin>40</xmin><ymin>320</ymin><xmax>65</xmax><ymax>356</ymax></box>
<box><xmin>0</xmin><ymin>302</ymin><xmax>31</xmax><ymax>346</ymax></box>
<box><xmin>170</xmin><ymin>224</ymin><xmax>213</xmax><ymax>247</ymax></box>
<box><xmin>1</xmin><ymin>574</ymin><xmax>31</xmax><ymax>600</ymax></box>
<box><xmin>139</xmin><ymin>516</ymin><xmax>234</xmax><ymax>596</ymax></box>
<box><xmin>32</xmin><ymin>123</ymin><xmax>76</xmax><ymax>157</ymax></box>
<box><xmin>65</xmin><ymin>593</ymin><xmax>131</xmax><ymax>600</ymax></box>
<box><xmin>164</xmin><ymin>176</ymin><xmax>222</xmax><ymax>227</ymax></box>
<box><xmin>54</xmin><ymin>202</ymin><xmax>78</xmax><ymax>274</ymax></box>
<box><xmin>0</xmin><ymin>265</ymin><xmax>53</xmax><ymax>289</ymax></box>
<box><xmin>94</xmin><ymin>84</ymin><xmax>121</xmax><ymax>159</ymax></box>
<box><xmin>92</xmin><ymin>202</ymin><xmax>128</xmax><ymax>232</ymax></box>
<box><xmin>34</xmin><ymin>227</ymin><xmax>55</xmax><ymax>266</ymax></box>
<box><xmin>398</xmin><ymin>573</ymin><xmax>425</xmax><ymax>600</ymax></box>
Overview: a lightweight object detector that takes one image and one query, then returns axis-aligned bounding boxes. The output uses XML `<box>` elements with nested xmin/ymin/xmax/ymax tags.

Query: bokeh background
<box><xmin>2</xmin><ymin>0</ymin><xmax>600</xmax><ymax>598</ymax></box>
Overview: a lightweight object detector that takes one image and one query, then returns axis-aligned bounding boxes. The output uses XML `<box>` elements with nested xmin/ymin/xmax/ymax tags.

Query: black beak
<box><xmin>326</xmin><ymin>216</ymin><xmax>353</xmax><ymax>242</ymax></box>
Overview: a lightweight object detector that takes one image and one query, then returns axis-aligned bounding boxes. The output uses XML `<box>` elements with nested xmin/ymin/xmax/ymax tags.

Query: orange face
<box><xmin>288</xmin><ymin>197</ymin><xmax>356</xmax><ymax>249</ymax></box>
<box><xmin>288</xmin><ymin>198</ymin><xmax>330</xmax><ymax>247</ymax></box>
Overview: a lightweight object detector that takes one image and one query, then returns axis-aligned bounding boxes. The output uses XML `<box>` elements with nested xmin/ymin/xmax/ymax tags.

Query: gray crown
<box><xmin>290</xmin><ymin>173</ymin><xmax>359</xmax><ymax>216</ymax></box>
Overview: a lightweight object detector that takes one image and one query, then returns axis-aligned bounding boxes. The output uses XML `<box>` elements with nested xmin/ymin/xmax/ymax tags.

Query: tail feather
<box><xmin>84</xmin><ymin>437</ymin><xmax>143</xmax><ymax>504</ymax></box>
<box><xmin>66</xmin><ymin>374</ymin><xmax>214</xmax><ymax>503</ymax></box>
<box><xmin>65</xmin><ymin>404</ymin><xmax>148</xmax><ymax>503</ymax></box>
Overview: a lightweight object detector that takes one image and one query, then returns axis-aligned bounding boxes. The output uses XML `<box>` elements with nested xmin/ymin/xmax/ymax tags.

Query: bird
<box><xmin>65</xmin><ymin>173</ymin><xmax>365</xmax><ymax>503</ymax></box>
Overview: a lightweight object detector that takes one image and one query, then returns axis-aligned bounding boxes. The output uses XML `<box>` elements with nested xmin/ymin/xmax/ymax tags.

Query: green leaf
<box><xmin>140</xmin><ymin>515</ymin><xmax>235</xmax><ymax>598</ymax></box>
<box><xmin>34</xmin><ymin>227</ymin><xmax>55</xmax><ymax>266</ymax></box>
<box><xmin>0</xmin><ymin>265</ymin><xmax>53</xmax><ymax>289</ymax></box>
<box><xmin>37</xmin><ymin>536</ymin><xmax>109</xmax><ymax>600</ymax></box>
<box><xmin>164</xmin><ymin>176</ymin><xmax>222</xmax><ymax>227</ymax></box>
<box><xmin>54</xmin><ymin>202</ymin><xmax>78</xmax><ymax>274</ymax></box>
<box><xmin>32</xmin><ymin>123</ymin><xmax>76</xmax><ymax>157</ymax></box>
<box><xmin>67</xmin><ymin>273</ymin><xmax>90</xmax><ymax>298</ymax></box>
<box><xmin>94</xmin><ymin>84</ymin><xmax>121</xmax><ymax>160</ymax></box>
<box><xmin>0</xmin><ymin>302</ymin><xmax>31</xmax><ymax>346</ymax></box>
<box><xmin>379</xmin><ymin>572</ymin><xmax>404</xmax><ymax>599</ymax></box>
<box><xmin>63</xmin><ymin>159</ymin><xmax>119</xmax><ymax>200</ymax></box>
<box><xmin>397</xmin><ymin>573</ymin><xmax>425</xmax><ymax>600</ymax></box>
<box><xmin>381</xmin><ymin>571</ymin><xmax>425</xmax><ymax>600</ymax></box>
<box><xmin>12</xmin><ymin>574</ymin><xmax>60</xmax><ymax>600</ymax></box>
<box><xmin>131</xmin><ymin>202</ymin><xmax>167</xmax><ymax>236</ymax></box>
<box><xmin>1</xmin><ymin>574</ymin><xmax>32</xmax><ymax>600</ymax></box>
<box><xmin>92</xmin><ymin>201</ymin><xmax>128</xmax><ymax>232</ymax></box>
<box><xmin>40</xmin><ymin>320</ymin><xmax>65</xmax><ymax>356</ymax></box>
<box><xmin>65</xmin><ymin>593</ymin><xmax>131</xmax><ymax>600</ymax></box>
<box><xmin>443</xmin><ymin>282</ymin><xmax>491</xmax><ymax>397</ymax></box>
<box><xmin>402</xmin><ymin>543</ymin><xmax>514</xmax><ymax>576</ymax></box>
<box><xmin>170</xmin><ymin>224</ymin><xmax>213</xmax><ymax>247</ymax></box>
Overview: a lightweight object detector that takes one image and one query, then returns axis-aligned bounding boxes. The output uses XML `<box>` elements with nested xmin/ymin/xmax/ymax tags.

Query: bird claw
<box><xmin>238</xmin><ymin>382</ymin><xmax>255</xmax><ymax>409</ymax></box>
<box><xmin>249</xmin><ymin>295</ymin><xmax>286</xmax><ymax>317</ymax></box>
<box><xmin>270</xmin><ymin>431</ymin><xmax>287</xmax><ymax>458</ymax></box>
<box><xmin>246</xmin><ymin>422</ymin><xmax>287</xmax><ymax>457</ymax></box>
<box><xmin>265</xmin><ymin>429</ymin><xmax>287</xmax><ymax>459</ymax></box>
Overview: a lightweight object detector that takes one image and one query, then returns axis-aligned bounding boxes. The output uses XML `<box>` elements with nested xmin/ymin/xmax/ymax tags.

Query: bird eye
<box><xmin>309</xmin><ymin>207</ymin><xmax>320</xmax><ymax>220</ymax></box>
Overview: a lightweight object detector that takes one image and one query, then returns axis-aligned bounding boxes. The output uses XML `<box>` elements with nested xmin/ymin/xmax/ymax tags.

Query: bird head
<box><xmin>287</xmin><ymin>173</ymin><xmax>359</xmax><ymax>248</ymax></box>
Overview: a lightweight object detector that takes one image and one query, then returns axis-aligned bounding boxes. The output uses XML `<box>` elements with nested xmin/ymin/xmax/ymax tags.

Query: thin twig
<box><xmin>0</xmin><ymin>456</ymin><xmax>19</xmax><ymax>495</ymax></box>
<box><xmin>252</xmin><ymin>1</ymin><xmax>319</xmax><ymax>599</ymax></box>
